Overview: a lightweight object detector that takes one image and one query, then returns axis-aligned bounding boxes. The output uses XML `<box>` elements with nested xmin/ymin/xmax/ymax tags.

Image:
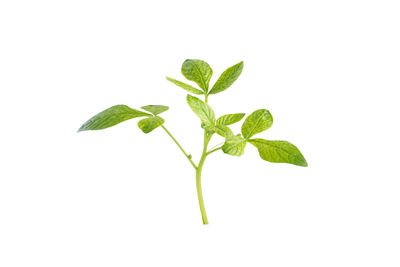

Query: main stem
<box><xmin>196</xmin><ymin>131</ymin><xmax>210</xmax><ymax>224</ymax></box>
<box><xmin>161</xmin><ymin>122</ymin><xmax>210</xmax><ymax>224</ymax></box>
<box><xmin>196</xmin><ymin>93</ymin><xmax>211</xmax><ymax>225</ymax></box>
<box><xmin>161</xmin><ymin>94</ymin><xmax>213</xmax><ymax>224</ymax></box>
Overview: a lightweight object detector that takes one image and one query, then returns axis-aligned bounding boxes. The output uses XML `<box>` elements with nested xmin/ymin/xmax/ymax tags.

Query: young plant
<box><xmin>78</xmin><ymin>59</ymin><xmax>308</xmax><ymax>225</ymax></box>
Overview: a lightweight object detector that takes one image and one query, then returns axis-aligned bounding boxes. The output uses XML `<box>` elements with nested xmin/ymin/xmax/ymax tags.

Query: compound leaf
<box><xmin>209</xmin><ymin>61</ymin><xmax>244</xmax><ymax>94</ymax></box>
<box><xmin>166</xmin><ymin>77</ymin><xmax>204</xmax><ymax>95</ymax></box>
<box><xmin>222</xmin><ymin>135</ymin><xmax>247</xmax><ymax>156</ymax></box>
<box><xmin>217</xmin><ymin>113</ymin><xmax>245</xmax><ymax>126</ymax></box>
<box><xmin>78</xmin><ymin>105</ymin><xmax>150</xmax><ymax>132</ymax></box>
<box><xmin>137</xmin><ymin>116</ymin><xmax>165</xmax><ymax>133</ymax></box>
<box><xmin>241</xmin><ymin>109</ymin><xmax>273</xmax><ymax>139</ymax></box>
<box><xmin>186</xmin><ymin>94</ymin><xmax>215</xmax><ymax>126</ymax></box>
<box><xmin>249</xmin><ymin>138</ymin><xmax>307</xmax><ymax>167</ymax></box>
<box><xmin>141</xmin><ymin>105</ymin><xmax>169</xmax><ymax>115</ymax></box>
<box><xmin>181</xmin><ymin>59</ymin><xmax>213</xmax><ymax>92</ymax></box>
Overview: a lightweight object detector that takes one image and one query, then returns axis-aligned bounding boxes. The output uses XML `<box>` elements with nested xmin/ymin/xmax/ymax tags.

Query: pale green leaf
<box><xmin>78</xmin><ymin>105</ymin><xmax>150</xmax><ymax>132</ymax></box>
<box><xmin>137</xmin><ymin>116</ymin><xmax>165</xmax><ymax>133</ymax></box>
<box><xmin>186</xmin><ymin>94</ymin><xmax>215</xmax><ymax>126</ymax></box>
<box><xmin>241</xmin><ymin>109</ymin><xmax>273</xmax><ymax>139</ymax></box>
<box><xmin>209</xmin><ymin>61</ymin><xmax>244</xmax><ymax>94</ymax></box>
<box><xmin>214</xmin><ymin>124</ymin><xmax>234</xmax><ymax>137</ymax></box>
<box><xmin>222</xmin><ymin>135</ymin><xmax>246</xmax><ymax>156</ymax></box>
<box><xmin>249</xmin><ymin>138</ymin><xmax>307</xmax><ymax>167</ymax></box>
<box><xmin>181</xmin><ymin>59</ymin><xmax>213</xmax><ymax>92</ymax></box>
<box><xmin>141</xmin><ymin>105</ymin><xmax>169</xmax><ymax>115</ymax></box>
<box><xmin>216</xmin><ymin>113</ymin><xmax>245</xmax><ymax>126</ymax></box>
<box><xmin>203</xmin><ymin>124</ymin><xmax>216</xmax><ymax>135</ymax></box>
<box><xmin>166</xmin><ymin>77</ymin><xmax>204</xmax><ymax>95</ymax></box>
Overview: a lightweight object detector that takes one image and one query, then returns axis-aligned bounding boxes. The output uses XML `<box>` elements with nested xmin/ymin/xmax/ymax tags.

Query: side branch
<box><xmin>161</xmin><ymin>125</ymin><xmax>197</xmax><ymax>169</ymax></box>
<box><xmin>206</xmin><ymin>146</ymin><xmax>222</xmax><ymax>155</ymax></box>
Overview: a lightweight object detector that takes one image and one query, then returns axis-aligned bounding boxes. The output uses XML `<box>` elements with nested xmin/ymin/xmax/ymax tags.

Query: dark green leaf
<box><xmin>137</xmin><ymin>116</ymin><xmax>165</xmax><ymax>133</ymax></box>
<box><xmin>209</xmin><ymin>61</ymin><xmax>244</xmax><ymax>94</ymax></box>
<box><xmin>186</xmin><ymin>94</ymin><xmax>215</xmax><ymax>126</ymax></box>
<box><xmin>216</xmin><ymin>113</ymin><xmax>245</xmax><ymax>126</ymax></box>
<box><xmin>141</xmin><ymin>105</ymin><xmax>169</xmax><ymax>115</ymax></box>
<box><xmin>214</xmin><ymin>124</ymin><xmax>234</xmax><ymax>137</ymax></box>
<box><xmin>166</xmin><ymin>77</ymin><xmax>204</xmax><ymax>95</ymax></box>
<box><xmin>181</xmin><ymin>59</ymin><xmax>213</xmax><ymax>92</ymax></box>
<box><xmin>249</xmin><ymin>139</ymin><xmax>308</xmax><ymax>167</ymax></box>
<box><xmin>241</xmin><ymin>109</ymin><xmax>273</xmax><ymax>139</ymax></box>
<box><xmin>78</xmin><ymin>105</ymin><xmax>150</xmax><ymax>132</ymax></box>
<box><xmin>222</xmin><ymin>135</ymin><xmax>246</xmax><ymax>156</ymax></box>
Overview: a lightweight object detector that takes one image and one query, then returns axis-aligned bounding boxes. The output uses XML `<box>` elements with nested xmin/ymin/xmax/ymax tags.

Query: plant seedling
<box><xmin>78</xmin><ymin>59</ymin><xmax>308</xmax><ymax>224</ymax></box>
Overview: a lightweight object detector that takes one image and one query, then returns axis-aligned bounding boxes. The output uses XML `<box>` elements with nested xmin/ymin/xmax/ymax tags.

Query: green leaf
<box><xmin>78</xmin><ymin>105</ymin><xmax>150</xmax><ymax>132</ymax></box>
<box><xmin>214</xmin><ymin>124</ymin><xmax>234</xmax><ymax>137</ymax></box>
<box><xmin>249</xmin><ymin>139</ymin><xmax>308</xmax><ymax>167</ymax></box>
<box><xmin>186</xmin><ymin>94</ymin><xmax>215</xmax><ymax>126</ymax></box>
<box><xmin>203</xmin><ymin>124</ymin><xmax>216</xmax><ymax>135</ymax></box>
<box><xmin>137</xmin><ymin>116</ymin><xmax>165</xmax><ymax>133</ymax></box>
<box><xmin>166</xmin><ymin>77</ymin><xmax>204</xmax><ymax>95</ymax></box>
<box><xmin>209</xmin><ymin>61</ymin><xmax>244</xmax><ymax>94</ymax></box>
<box><xmin>222</xmin><ymin>135</ymin><xmax>246</xmax><ymax>156</ymax></box>
<box><xmin>181</xmin><ymin>59</ymin><xmax>213</xmax><ymax>92</ymax></box>
<box><xmin>216</xmin><ymin>113</ymin><xmax>245</xmax><ymax>126</ymax></box>
<box><xmin>141</xmin><ymin>105</ymin><xmax>169</xmax><ymax>115</ymax></box>
<box><xmin>241</xmin><ymin>109</ymin><xmax>273</xmax><ymax>139</ymax></box>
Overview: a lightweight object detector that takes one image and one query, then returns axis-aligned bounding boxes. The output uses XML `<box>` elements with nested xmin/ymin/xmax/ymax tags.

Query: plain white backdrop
<box><xmin>1</xmin><ymin>0</ymin><xmax>399</xmax><ymax>266</ymax></box>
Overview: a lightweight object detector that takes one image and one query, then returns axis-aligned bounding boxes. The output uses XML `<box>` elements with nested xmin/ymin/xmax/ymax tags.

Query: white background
<box><xmin>1</xmin><ymin>0</ymin><xmax>399</xmax><ymax>266</ymax></box>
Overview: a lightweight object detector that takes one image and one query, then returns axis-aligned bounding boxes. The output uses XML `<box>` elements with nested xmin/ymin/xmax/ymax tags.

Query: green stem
<box><xmin>196</xmin><ymin>131</ymin><xmax>211</xmax><ymax>224</ymax></box>
<box><xmin>206</xmin><ymin>146</ymin><xmax>222</xmax><ymax>155</ymax></box>
<box><xmin>161</xmin><ymin>125</ymin><xmax>197</xmax><ymax>169</ymax></box>
<box><xmin>194</xmin><ymin>93</ymin><xmax>212</xmax><ymax>224</ymax></box>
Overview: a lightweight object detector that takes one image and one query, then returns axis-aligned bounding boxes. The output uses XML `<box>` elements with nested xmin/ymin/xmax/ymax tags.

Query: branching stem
<box><xmin>161</xmin><ymin>95</ymin><xmax>217</xmax><ymax>224</ymax></box>
<box><xmin>161</xmin><ymin>125</ymin><xmax>197</xmax><ymax>169</ymax></box>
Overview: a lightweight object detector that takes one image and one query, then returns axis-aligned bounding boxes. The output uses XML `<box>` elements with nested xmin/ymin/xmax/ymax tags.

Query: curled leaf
<box><xmin>137</xmin><ymin>116</ymin><xmax>165</xmax><ymax>133</ymax></box>
<box><xmin>186</xmin><ymin>94</ymin><xmax>215</xmax><ymax>126</ymax></box>
<box><xmin>222</xmin><ymin>135</ymin><xmax>246</xmax><ymax>156</ymax></box>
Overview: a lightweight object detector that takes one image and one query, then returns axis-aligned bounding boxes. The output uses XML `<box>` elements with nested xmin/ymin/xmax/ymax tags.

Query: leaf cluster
<box><xmin>78</xmin><ymin>59</ymin><xmax>307</xmax><ymax>167</ymax></box>
<box><xmin>168</xmin><ymin>59</ymin><xmax>307</xmax><ymax>167</ymax></box>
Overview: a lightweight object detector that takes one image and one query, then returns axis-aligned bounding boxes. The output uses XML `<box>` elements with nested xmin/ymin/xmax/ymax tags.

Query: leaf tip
<box><xmin>235</xmin><ymin>61</ymin><xmax>244</xmax><ymax>71</ymax></box>
<box><xmin>295</xmin><ymin>150</ymin><xmax>308</xmax><ymax>167</ymax></box>
<box><xmin>77</xmin><ymin>125</ymin><xmax>85</xmax><ymax>133</ymax></box>
<box><xmin>298</xmin><ymin>158</ymin><xmax>308</xmax><ymax>167</ymax></box>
